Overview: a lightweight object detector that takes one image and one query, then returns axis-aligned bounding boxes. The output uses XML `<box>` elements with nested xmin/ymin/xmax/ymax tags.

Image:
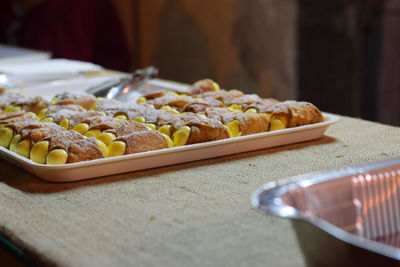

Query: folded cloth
<box><xmin>0</xmin><ymin>59</ymin><xmax>103</xmax><ymax>89</ymax></box>
<box><xmin>0</xmin><ymin>59</ymin><xmax>102</xmax><ymax>76</ymax></box>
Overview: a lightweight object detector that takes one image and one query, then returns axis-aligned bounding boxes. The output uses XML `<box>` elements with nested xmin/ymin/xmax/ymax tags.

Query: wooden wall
<box><xmin>113</xmin><ymin>0</ymin><xmax>399</xmax><ymax>126</ymax></box>
<box><xmin>114</xmin><ymin>0</ymin><xmax>298</xmax><ymax>100</ymax></box>
<box><xmin>377</xmin><ymin>0</ymin><xmax>400</xmax><ymax>126</ymax></box>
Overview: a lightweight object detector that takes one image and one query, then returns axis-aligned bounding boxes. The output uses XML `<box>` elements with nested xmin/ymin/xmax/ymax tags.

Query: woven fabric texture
<box><xmin>0</xmin><ymin>115</ymin><xmax>399</xmax><ymax>266</ymax></box>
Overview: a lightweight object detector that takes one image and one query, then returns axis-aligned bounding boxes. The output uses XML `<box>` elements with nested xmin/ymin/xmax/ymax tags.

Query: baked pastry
<box><xmin>51</xmin><ymin>92</ymin><xmax>97</xmax><ymax>109</ymax></box>
<box><xmin>41</xmin><ymin>109</ymin><xmax>105</xmax><ymax>133</ymax></box>
<box><xmin>0</xmin><ymin>78</ymin><xmax>325</xmax><ymax>165</ymax></box>
<box><xmin>7</xmin><ymin>122</ymin><xmax>65</xmax><ymax>159</ymax></box>
<box><xmin>39</xmin><ymin>130</ymin><xmax>106</xmax><ymax>164</ymax></box>
<box><xmin>37</xmin><ymin>104</ymin><xmax>86</xmax><ymax>119</ymax></box>
<box><xmin>108</xmin><ymin>129</ymin><xmax>170</xmax><ymax>157</ymax></box>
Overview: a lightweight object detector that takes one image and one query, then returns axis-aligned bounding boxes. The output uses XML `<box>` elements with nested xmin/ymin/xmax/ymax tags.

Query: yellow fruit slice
<box><xmin>30</xmin><ymin>141</ymin><xmax>49</xmax><ymax>164</ymax></box>
<box><xmin>107</xmin><ymin>141</ymin><xmax>126</xmax><ymax>157</ymax></box>
<box><xmin>172</xmin><ymin>126</ymin><xmax>191</xmax><ymax>147</ymax></box>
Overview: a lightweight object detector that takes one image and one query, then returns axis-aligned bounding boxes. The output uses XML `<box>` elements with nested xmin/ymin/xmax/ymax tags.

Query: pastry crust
<box><xmin>0</xmin><ymin>112</ymin><xmax>39</xmax><ymax>125</ymax></box>
<box><xmin>19</xmin><ymin>122</ymin><xmax>65</xmax><ymax>144</ymax></box>
<box><xmin>43</xmin><ymin>104</ymin><xmax>86</xmax><ymax>114</ymax></box>
<box><xmin>43</xmin><ymin>110</ymin><xmax>105</xmax><ymax>129</ymax></box>
<box><xmin>265</xmin><ymin>101</ymin><xmax>324</xmax><ymax>128</ymax></box>
<box><xmin>44</xmin><ymin>130</ymin><xmax>105</xmax><ymax>163</ymax></box>
<box><xmin>0</xmin><ymin>90</ymin><xmax>25</xmax><ymax>109</ymax></box>
<box><xmin>53</xmin><ymin>92</ymin><xmax>97</xmax><ymax>109</ymax></box>
<box><xmin>0</xmin><ymin>80</ymin><xmax>325</xmax><ymax>164</ymax></box>
<box><xmin>116</xmin><ymin>130</ymin><xmax>168</xmax><ymax>154</ymax></box>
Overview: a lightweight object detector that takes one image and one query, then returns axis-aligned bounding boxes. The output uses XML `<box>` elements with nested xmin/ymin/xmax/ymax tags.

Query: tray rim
<box><xmin>0</xmin><ymin>113</ymin><xmax>338</xmax><ymax>181</ymax></box>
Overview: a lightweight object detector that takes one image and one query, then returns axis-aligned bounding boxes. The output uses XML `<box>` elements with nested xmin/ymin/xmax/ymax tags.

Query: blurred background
<box><xmin>1</xmin><ymin>0</ymin><xmax>399</xmax><ymax>126</ymax></box>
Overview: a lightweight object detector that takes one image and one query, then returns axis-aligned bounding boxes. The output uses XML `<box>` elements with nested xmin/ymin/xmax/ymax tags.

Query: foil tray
<box><xmin>252</xmin><ymin>157</ymin><xmax>400</xmax><ymax>267</ymax></box>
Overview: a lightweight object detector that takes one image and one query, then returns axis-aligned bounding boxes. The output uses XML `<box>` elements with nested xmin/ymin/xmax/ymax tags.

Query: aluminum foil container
<box><xmin>252</xmin><ymin>157</ymin><xmax>400</xmax><ymax>267</ymax></box>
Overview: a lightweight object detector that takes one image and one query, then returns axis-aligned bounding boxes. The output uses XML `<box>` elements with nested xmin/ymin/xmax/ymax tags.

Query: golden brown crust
<box><xmin>0</xmin><ymin>90</ymin><xmax>25</xmax><ymax>109</ymax></box>
<box><xmin>246</xmin><ymin>98</ymin><xmax>280</xmax><ymax>113</ymax></box>
<box><xmin>95</xmin><ymin>98</ymin><xmax>127</xmax><ymax>114</ymax></box>
<box><xmin>266</xmin><ymin>101</ymin><xmax>324</xmax><ymax>127</ymax></box>
<box><xmin>146</xmin><ymin>94</ymin><xmax>194</xmax><ymax>109</ymax></box>
<box><xmin>43</xmin><ymin>110</ymin><xmax>105</xmax><ymax>128</ymax></box>
<box><xmin>167</xmin><ymin>113</ymin><xmax>229</xmax><ymax>144</ymax></box>
<box><xmin>143</xmin><ymin>90</ymin><xmax>166</xmax><ymax>100</ymax></box>
<box><xmin>44</xmin><ymin>104</ymin><xmax>86</xmax><ymax>115</ymax></box>
<box><xmin>113</xmin><ymin>120</ymin><xmax>150</xmax><ymax>137</ymax></box>
<box><xmin>116</xmin><ymin>130</ymin><xmax>168</xmax><ymax>154</ymax></box>
<box><xmin>46</xmin><ymin>130</ymin><xmax>83</xmax><ymax>151</ymax></box>
<box><xmin>189</xmin><ymin>79</ymin><xmax>217</xmax><ymax>95</ymax></box>
<box><xmin>19</xmin><ymin>122</ymin><xmax>65</xmax><ymax>144</ymax></box>
<box><xmin>147</xmin><ymin>94</ymin><xmax>225</xmax><ymax>113</ymax></box>
<box><xmin>44</xmin><ymin>130</ymin><xmax>104</xmax><ymax>162</ymax></box>
<box><xmin>0</xmin><ymin>112</ymin><xmax>38</xmax><ymax>125</ymax></box>
<box><xmin>233</xmin><ymin>113</ymin><xmax>269</xmax><ymax>135</ymax></box>
<box><xmin>67</xmin><ymin>137</ymin><xmax>104</xmax><ymax>163</ymax></box>
<box><xmin>192</xmin><ymin>89</ymin><xmax>244</xmax><ymax>103</ymax></box>
<box><xmin>111</xmin><ymin>103</ymin><xmax>155</xmax><ymax>119</ymax></box>
<box><xmin>54</xmin><ymin>92</ymin><xmax>97</xmax><ymax>109</ymax></box>
<box><xmin>12</xmin><ymin>96</ymin><xmax>49</xmax><ymax>114</ymax></box>
<box><xmin>0</xmin><ymin>78</ymin><xmax>325</xmax><ymax>164</ymax></box>
<box><xmin>186</xmin><ymin>119</ymin><xmax>229</xmax><ymax>144</ymax></box>
<box><xmin>65</xmin><ymin>111</ymin><xmax>105</xmax><ymax>128</ymax></box>
<box><xmin>4</xmin><ymin>121</ymin><xmax>39</xmax><ymax>133</ymax></box>
<box><xmin>87</xmin><ymin>117</ymin><xmax>125</xmax><ymax>133</ymax></box>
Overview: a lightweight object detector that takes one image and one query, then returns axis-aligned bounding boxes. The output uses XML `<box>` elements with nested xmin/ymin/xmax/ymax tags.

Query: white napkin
<box><xmin>0</xmin><ymin>58</ymin><xmax>102</xmax><ymax>75</ymax></box>
<box><xmin>0</xmin><ymin>58</ymin><xmax>103</xmax><ymax>88</ymax></box>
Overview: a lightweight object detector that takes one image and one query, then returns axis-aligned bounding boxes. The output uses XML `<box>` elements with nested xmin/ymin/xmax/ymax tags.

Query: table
<box><xmin>0</xmin><ymin>115</ymin><xmax>399</xmax><ymax>266</ymax></box>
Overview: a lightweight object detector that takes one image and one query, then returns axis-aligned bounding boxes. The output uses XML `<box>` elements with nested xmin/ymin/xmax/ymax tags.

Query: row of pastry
<box><xmin>0</xmin><ymin>79</ymin><xmax>324</xmax><ymax>165</ymax></box>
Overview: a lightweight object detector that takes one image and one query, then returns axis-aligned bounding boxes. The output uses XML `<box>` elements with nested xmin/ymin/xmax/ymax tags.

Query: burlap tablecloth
<box><xmin>0</xmin><ymin>115</ymin><xmax>399</xmax><ymax>266</ymax></box>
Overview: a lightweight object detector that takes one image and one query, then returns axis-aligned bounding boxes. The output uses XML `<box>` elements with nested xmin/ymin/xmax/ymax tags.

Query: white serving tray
<box><xmin>1</xmin><ymin>78</ymin><xmax>338</xmax><ymax>182</ymax></box>
<box><xmin>0</xmin><ymin>113</ymin><xmax>337</xmax><ymax>182</ymax></box>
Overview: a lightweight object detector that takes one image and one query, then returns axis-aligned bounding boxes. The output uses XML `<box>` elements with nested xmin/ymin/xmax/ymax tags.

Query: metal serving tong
<box><xmin>86</xmin><ymin>66</ymin><xmax>159</xmax><ymax>100</ymax></box>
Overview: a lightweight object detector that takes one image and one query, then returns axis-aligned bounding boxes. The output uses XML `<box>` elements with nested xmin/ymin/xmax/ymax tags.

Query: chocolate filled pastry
<box><xmin>51</xmin><ymin>92</ymin><xmax>97</xmax><ymax>109</ymax></box>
